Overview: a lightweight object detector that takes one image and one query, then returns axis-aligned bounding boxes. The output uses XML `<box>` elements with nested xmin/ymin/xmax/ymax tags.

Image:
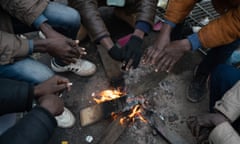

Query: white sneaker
<box><xmin>51</xmin><ymin>58</ymin><xmax>96</xmax><ymax>76</ymax></box>
<box><xmin>55</xmin><ymin>107</ymin><xmax>76</xmax><ymax>128</ymax></box>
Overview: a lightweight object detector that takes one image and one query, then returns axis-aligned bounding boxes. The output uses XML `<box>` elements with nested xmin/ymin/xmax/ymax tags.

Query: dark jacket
<box><xmin>69</xmin><ymin>0</ymin><xmax>157</xmax><ymax>41</ymax></box>
<box><xmin>0</xmin><ymin>78</ymin><xmax>57</xmax><ymax>144</ymax></box>
<box><xmin>0</xmin><ymin>0</ymin><xmax>49</xmax><ymax>65</ymax></box>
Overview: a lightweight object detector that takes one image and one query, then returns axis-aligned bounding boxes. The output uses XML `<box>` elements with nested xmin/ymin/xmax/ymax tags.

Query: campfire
<box><xmin>80</xmin><ymin>89</ymin><xmax>189</xmax><ymax>144</ymax></box>
<box><xmin>93</xmin><ymin>89</ymin><xmax>147</xmax><ymax>125</ymax></box>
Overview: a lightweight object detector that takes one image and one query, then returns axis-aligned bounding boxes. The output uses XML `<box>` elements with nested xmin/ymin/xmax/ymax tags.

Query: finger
<box><xmin>132</xmin><ymin>55</ymin><xmax>141</xmax><ymax>69</ymax></box>
<box><xmin>65</xmin><ymin>82</ymin><xmax>72</xmax><ymax>91</ymax></box>
<box><xmin>70</xmin><ymin>47</ymin><xmax>80</xmax><ymax>57</ymax></box>
<box><xmin>197</xmin><ymin>128</ymin><xmax>210</xmax><ymax>143</ymax></box>
<box><xmin>66</xmin><ymin>38</ymin><xmax>76</xmax><ymax>46</ymax></box>
<box><xmin>144</xmin><ymin>46</ymin><xmax>154</xmax><ymax>63</ymax></box>
<box><xmin>158</xmin><ymin>56</ymin><xmax>171</xmax><ymax>72</ymax></box>
<box><xmin>76</xmin><ymin>47</ymin><xmax>87</xmax><ymax>56</ymax></box>
<box><xmin>155</xmin><ymin>55</ymin><xmax>167</xmax><ymax>72</ymax></box>
<box><xmin>187</xmin><ymin>116</ymin><xmax>197</xmax><ymax>135</ymax></box>
<box><xmin>75</xmin><ymin>40</ymin><xmax>79</xmax><ymax>45</ymax></box>
<box><xmin>195</xmin><ymin>124</ymin><xmax>201</xmax><ymax>138</ymax></box>
<box><xmin>149</xmin><ymin>49</ymin><xmax>164</xmax><ymax>66</ymax></box>
<box><xmin>125</xmin><ymin>59</ymin><xmax>133</xmax><ymax>71</ymax></box>
<box><xmin>167</xmin><ymin>60</ymin><xmax>176</xmax><ymax>72</ymax></box>
<box><xmin>55</xmin><ymin>83</ymin><xmax>69</xmax><ymax>93</ymax></box>
<box><xmin>56</xmin><ymin>76</ymin><xmax>70</xmax><ymax>84</ymax></box>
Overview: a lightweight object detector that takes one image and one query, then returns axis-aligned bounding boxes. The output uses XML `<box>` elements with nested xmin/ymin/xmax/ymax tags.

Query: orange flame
<box><xmin>120</xmin><ymin>104</ymin><xmax>147</xmax><ymax>125</ymax></box>
<box><xmin>93</xmin><ymin>89</ymin><xmax>125</xmax><ymax>104</ymax></box>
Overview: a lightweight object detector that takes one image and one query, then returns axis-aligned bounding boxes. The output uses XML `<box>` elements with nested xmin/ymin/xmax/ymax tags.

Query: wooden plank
<box><xmin>146</xmin><ymin>113</ymin><xmax>189</xmax><ymax>144</ymax></box>
<box><xmin>80</xmin><ymin>96</ymin><xmax>127</xmax><ymax>127</ymax></box>
<box><xmin>127</xmin><ymin>71</ymin><xmax>168</xmax><ymax>96</ymax></box>
<box><xmin>97</xmin><ymin>45</ymin><xmax>123</xmax><ymax>84</ymax></box>
<box><xmin>97</xmin><ymin>115</ymin><xmax>129</xmax><ymax>144</ymax></box>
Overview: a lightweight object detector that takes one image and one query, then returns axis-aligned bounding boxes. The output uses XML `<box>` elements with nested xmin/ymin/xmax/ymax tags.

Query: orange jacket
<box><xmin>165</xmin><ymin>0</ymin><xmax>240</xmax><ymax>48</ymax></box>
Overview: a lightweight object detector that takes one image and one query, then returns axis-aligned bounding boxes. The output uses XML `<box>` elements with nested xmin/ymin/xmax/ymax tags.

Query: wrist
<box><xmin>100</xmin><ymin>37</ymin><xmax>114</xmax><ymax>50</ymax></box>
<box><xmin>39</xmin><ymin>23</ymin><xmax>54</xmax><ymax>38</ymax></box>
<box><xmin>181</xmin><ymin>39</ymin><xmax>191</xmax><ymax>51</ymax></box>
<box><xmin>133</xmin><ymin>29</ymin><xmax>144</xmax><ymax>39</ymax></box>
<box><xmin>212</xmin><ymin>113</ymin><xmax>229</xmax><ymax>126</ymax></box>
<box><xmin>34</xmin><ymin>85</ymin><xmax>42</xmax><ymax>99</ymax></box>
<box><xmin>33</xmin><ymin>39</ymin><xmax>48</xmax><ymax>53</ymax></box>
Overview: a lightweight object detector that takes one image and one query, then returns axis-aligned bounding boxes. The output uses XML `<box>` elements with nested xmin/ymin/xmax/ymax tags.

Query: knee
<box><xmin>210</xmin><ymin>64</ymin><xmax>232</xmax><ymax>84</ymax></box>
<box><xmin>64</xmin><ymin>7</ymin><xmax>81</xmax><ymax>30</ymax></box>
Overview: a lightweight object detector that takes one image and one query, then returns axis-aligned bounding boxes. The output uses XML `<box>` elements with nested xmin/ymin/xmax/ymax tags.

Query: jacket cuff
<box><xmin>32</xmin><ymin>14</ymin><xmax>48</xmax><ymax>29</ymax></box>
<box><xmin>135</xmin><ymin>21</ymin><xmax>151</xmax><ymax>34</ymax></box>
<box><xmin>214</xmin><ymin>81</ymin><xmax>240</xmax><ymax>122</ymax></box>
<box><xmin>187</xmin><ymin>33</ymin><xmax>202</xmax><ymax>51</ymax></box>
<box><xmin>28</xmin><ymin>40</ymin><xmax>34</xmax><ymax>55</ymax></box>
<box><xmin>164</xmin><ymin>19</ymin><xmax>176</xmax><ymax>28</ymax></box>
<box><xmin>209</xmin><ymin>122</ymin><xmax>240</xmax><ymax>144</ymax></box>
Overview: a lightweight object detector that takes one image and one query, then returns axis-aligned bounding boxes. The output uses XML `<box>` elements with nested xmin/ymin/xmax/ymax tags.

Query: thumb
<box><xmin>66</xmin><ymin>38</ymin><xmax>76</xmax><ymax>47</ymax></box>
<box><xmin>55</xmin><ymin>83</ymin><xmax>68</xmax><ymax>92</ymax></box>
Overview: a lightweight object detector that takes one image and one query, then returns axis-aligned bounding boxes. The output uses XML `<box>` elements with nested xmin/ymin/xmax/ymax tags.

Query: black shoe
<box><xmin>187</xmin><ymin>74</ymin><xmax>208</xmax><ymax>103</ymax></box>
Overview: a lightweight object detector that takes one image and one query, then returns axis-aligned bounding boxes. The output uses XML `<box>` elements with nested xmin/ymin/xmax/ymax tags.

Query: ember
<box><xmin>120</xmin><ymin>104</ymin><xmax>147</xmax><ymax>125</ymax></box>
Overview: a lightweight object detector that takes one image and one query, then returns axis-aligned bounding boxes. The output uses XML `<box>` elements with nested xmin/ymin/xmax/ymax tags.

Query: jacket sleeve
<box><xmin>69</xmin><ymin>0</ymin><xmax>109</xmax><ymax>42</ymax></box>
<box><xmin>198</xmin><ymin>6</ymin><xmax>240</xmax><ymax>48</ymax></box>
<box><xmin>0</xmin><ymin>0</ymin><xmax>48</xmax><ymax>26</ymax></box>
<box><xmin>164</xmin><ymin>0</ymin><xmax>198</xmax><ymax>24</ymax></box>
<box><xmin>0</xmin><ymin>31</ymin><xmax>30</xmax><ymax>65</ymax></box>
<box><xmin>214</xmin><ymin>81</ymin><xmax>240</xmax><ymax>122</ymax></box>
<box><xmin>134</xmin><ymin>0</ymin><xmax>157</xmax><ymax>26</ymax></box>
<box><xmin>209</xmin><ymin>122</ymin><xmax>240</xmax><ymax>144</ymax></box>
<box><xmin>0</xmin><ymin>78</ymin><xmax>34</xmax><ymax>115</ymax></box>
<box><xmin>0</xmin><ymin>107</ymin><xmax>57</xmax><ymax>144</ymax></box>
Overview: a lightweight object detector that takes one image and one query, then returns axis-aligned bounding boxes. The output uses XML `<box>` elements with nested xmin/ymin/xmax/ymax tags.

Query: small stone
<box><xmin>152</xmin><ymin>129</ymin><xmax>158</xmax><ymax>136</ymax></box>
<box><xmin>168</xmin><ymin>113</ymin><xmax>179</xmax><ymax>122</ymax></box>
<box><xmin>85</xmin><ymin>135</ymin><xmax>93</xmax><ymax>143</ymax></box>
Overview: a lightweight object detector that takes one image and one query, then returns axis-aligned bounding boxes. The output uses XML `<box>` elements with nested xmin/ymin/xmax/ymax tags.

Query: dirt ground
<box><xmin>33</xmin><ymin>1</ymin><xmax>211</xmax><ymax>144</ymax></box>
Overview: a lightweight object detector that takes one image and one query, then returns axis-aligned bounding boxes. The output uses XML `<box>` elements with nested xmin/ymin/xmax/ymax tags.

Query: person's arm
<box><xmin>164</xmin><ymin>0</ymin><xmax>197</xmax><ymax>25</ymax></box>
<box><xmin>0</xmin><ymin>78</ymin><xmax>34</xmax><ymax>115</ymax></box>
<box><xmin>134</xmin><ymin>0</ymin><xmax>157</xmax><ymax>34</ymax></box>
<box><xmin>198</xmin><ymin>7</ymin><xmax>240</xmax><ymax>49</ymax></box>
<box><xmin>69</xmin><ymin>0</ymin><xmax>110</xmax><ymax>42</ymax></box>
<box><xmin>0</xmin><ymin>107</ymin><xmax>57</xmax><ymax>144</ymax></box>
<box><xmin>209</xmin><ymin>121</ymin><xmax>240</xmax><ymax>144</ymax></box>
<box><xmin>0</xmin><ymin>0</ymin><xmax>48</xmax><ymax>26</ymax></box>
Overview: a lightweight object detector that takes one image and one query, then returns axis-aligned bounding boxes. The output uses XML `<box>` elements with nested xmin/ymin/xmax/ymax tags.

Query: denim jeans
<box><xmin>0</xmin><ymin>2</ymin><xmax>81</xmax><ymax>84</ymax></box>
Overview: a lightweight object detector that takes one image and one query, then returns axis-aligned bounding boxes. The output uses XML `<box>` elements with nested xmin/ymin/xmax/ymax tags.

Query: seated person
<box><xmin>188</xmin><ymin>64</ymin><xmax>240</xmax><ymax>144</ymax></box>
<box><xmin>0</xmin><ymin>0</ymin><xmax>96</xmax><ymax>84</ymax></box>
<box><xmin>144</xmin><ymin>0</ymin><xmax>240</xmax><ymax>103</ymax></box>
<box><xmin>68</xmin><ymin>0</ymin><xmax>157</xmax><ymax>70</ymax></box>
<box><xmin>0</xmin><ymin>75</ymin><xmax>70</xmax><ymax>144</ymax></box>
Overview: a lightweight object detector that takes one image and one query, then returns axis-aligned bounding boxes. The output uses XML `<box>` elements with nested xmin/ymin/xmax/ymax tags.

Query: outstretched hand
<box><xmin>108</xmin><ymin>44</ymin><xmax>124</xmax><ymax>61</ymax></box>
<box><xmin>187</xmin><ymin>113</ymin><xmax>228</xmax><ymax>143</ymax></box>
<box><xmin>122</xmin><ymin>35</ymin><xmax>143</xmax><ymax>70</ymax></box>
<box><xmin>154</xmin><ymin>39</ymin><xmax>191</xmax><ymax>72</ymax></box>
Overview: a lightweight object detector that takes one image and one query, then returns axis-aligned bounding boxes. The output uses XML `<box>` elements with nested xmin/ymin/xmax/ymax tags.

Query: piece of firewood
<box><xmin>80</xmin><ymin>96</ymin><xmax>127</xmax><ymax>127</ymax></box>
<box><xmin>97</xmin><ymin>45</ymin><xmax>123</xmax><ymax>86</ymax></box>
<box><xmin>147</xmin><ymin>113</ymin><xmax>190</xmax><ymax>144</ymax></box>
<box><xmin>97</xmin><ymin>115</ymin><xmax>129</xmax><ymax>144</ymax></box>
